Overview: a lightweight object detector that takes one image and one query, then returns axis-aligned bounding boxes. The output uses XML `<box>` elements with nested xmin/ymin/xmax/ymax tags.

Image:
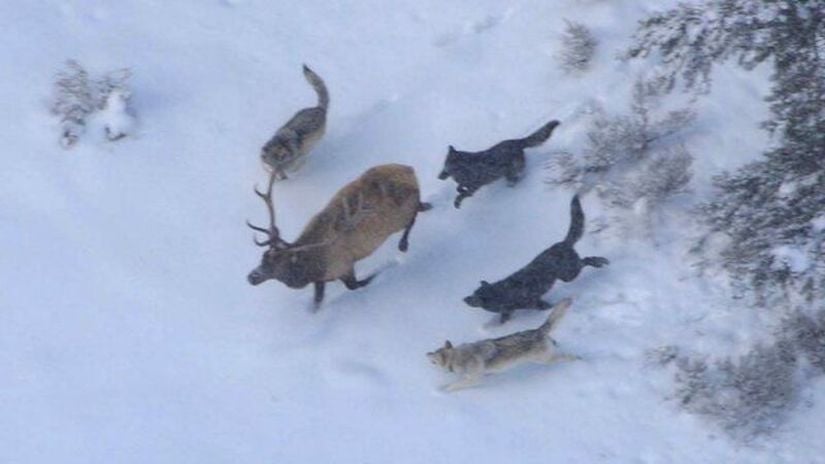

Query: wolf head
<box><xmin>261</xmin><ymin>139</ymin><xmax>293</xmax><ymax>171</ymax></box>
<box><xmin>427</xmin><ymin>340</ymin><xmax>454</xmax><ymax>369</ymax></box>
<box><xmin>463</xmin><ymin>280</ymin><xmax>502</xmax><ymax>309</ymax></box>
<box><xmin>438</xmin><ymin>145</ymin><xmax>460</xmax><ymax>180</ymax></box>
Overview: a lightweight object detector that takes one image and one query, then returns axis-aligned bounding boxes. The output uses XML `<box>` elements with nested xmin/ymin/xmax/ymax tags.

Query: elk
<box><xmin>246</xmin><ymin>164</ymin><xmax>431</xmax><ymax>308</ymax></box>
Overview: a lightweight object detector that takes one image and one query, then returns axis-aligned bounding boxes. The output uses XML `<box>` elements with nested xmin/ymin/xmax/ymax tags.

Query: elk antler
<box><xmin>246</xmin><ymin>173</ymin><xmax>290</xmax><ymax>249</ymax></box>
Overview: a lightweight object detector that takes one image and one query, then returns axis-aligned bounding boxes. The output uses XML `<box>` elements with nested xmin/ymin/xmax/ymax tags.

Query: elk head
<box><xmin>246</xmin><ymin>174</ymin><xmax>318</xmax><ymax>289</ymax></box>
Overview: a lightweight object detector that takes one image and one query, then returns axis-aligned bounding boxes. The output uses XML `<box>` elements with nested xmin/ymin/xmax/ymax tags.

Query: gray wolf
<box><xmin>260</xmin><ymin>64</ymin><xmax>329</xmax><ymax>179</ymax></box>
<box><xmin>463</xmin><ymin>195</ymin><xmax>608</xmax><ymax>323</ymax></box>
<box><xmin>438</xmin><ymin>119</ymin><xmax>560</xmax><ymax>208</ymax></box>
<box><xmin>427</xmin><ymin>298</ymin><xmax>577</xmax><ymax>391</ymax></box>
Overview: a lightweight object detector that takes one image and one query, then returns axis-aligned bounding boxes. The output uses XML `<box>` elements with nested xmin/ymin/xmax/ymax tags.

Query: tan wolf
<box><xmin>427</xmin><ymin>298</ymin><xmax>577</xmax><ymax>391</ymax></box>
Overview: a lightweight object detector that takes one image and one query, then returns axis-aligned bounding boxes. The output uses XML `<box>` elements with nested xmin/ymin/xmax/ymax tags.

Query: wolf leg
<box><xmin>541</xmin><ymin>352</ymin><xmax>581</xmax><ymax>364</ymax></box>
<box><xmin>443</xmin><ymin>375</ymin><xmax>481</xmax><ymax>392</ymax></box>
<box><xmin>454</xmin><ymin>185</ymin><xmax>476</xmax><ymax>209</ymax></box>
<box><xmin>582</xmin><ymin>256</ymin><xmax>610</xmax><ymax>268</ymax></box>
<box><xmin>498</xmin><ymin>311</ymin><xmax>513</xmax><ymax>324</ymax></box>
<box><xmin>506</xmin><ymin>155</ymin><xmax>526</xmax><ymax>186</ymax></box>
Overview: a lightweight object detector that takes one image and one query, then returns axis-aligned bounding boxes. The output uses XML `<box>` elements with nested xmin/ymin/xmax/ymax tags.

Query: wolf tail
<box><xmin>520</xmin><ymin>119</ymin><xmax>560</xmax><ymax>148</ymax></box>
<box><xmin>563</xmin><ymin>194</ymin><xmax>584</xmax><ymax>245</ymax></box>
<box><xmin>538</xmin><ymin>298</ymin><xmax>572</xmax><ymax>335</ymax></box>
<box><xmin>303</xmin><ymin>64</ymin><xmax>329</xmax><ymax>110</ymax></box>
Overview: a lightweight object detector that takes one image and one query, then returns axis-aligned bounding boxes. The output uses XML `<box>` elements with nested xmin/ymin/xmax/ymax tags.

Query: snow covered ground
<box><xmin>1</xmin><ymin>0</ymin><xmax>822</xmax><ymax>462</ymax></box>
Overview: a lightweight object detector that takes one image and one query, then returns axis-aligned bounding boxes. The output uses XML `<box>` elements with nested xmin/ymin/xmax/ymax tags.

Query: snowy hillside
<box><xmin>1</xmin><ymin>1</ymin><xmax>822</xmax><ymax>463</ymax></box>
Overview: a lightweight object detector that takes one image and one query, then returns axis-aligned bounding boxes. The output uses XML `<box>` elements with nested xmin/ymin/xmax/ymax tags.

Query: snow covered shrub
<box><xmin>700</xmin><ymin>165</ymin><xmax>825</xmax><ymax>307</ymax></box>
<box><xmin>672</xmin><ymin>342</ymin><xmax>799</xmax><ymax>440</ymax></box>
<box><xmin>670</xmin><ymin>307</ymin><xmax>825</xmax><ymax>440</ymax></box>
<box><xmin>51</xmin><ymin>60</ymin><xmax>94</xmax><ymax>148</ymax></box>
<box><xmin>51</xmin><ymin>60</ymin><xmax>135</xmax><ymax>148</ymax></box>
<box><xmin>783</xmin><ymin>309</ymin><xmax>825</xmax><ymax>374</ymax></box>
<box><xmin>613</xmin><ymin>145</ymin><xmax>692</xmax><ymax>208</ymax></box>
<box><xmin>630</xmin><ymin>0</ymin><xmax>825</xmax><ymax>437</ymax></box>
<box><xmin>645</xmin><ymin>344</ymin><xmax>679</xmax><ymax>367</ymax></box>
<box><xmin>629</xmin><ymin>0</ymin><xmax>825</xmax><ymax>310</ymax></box>
<box><xmin>546</xmin><ymin>79</ymin><xmax>695</xmax><ymax>235</ymax></box>
<box><xmin>557</xmin><ymin>20</ymin><xmax>597</xmax><ymax>74</ymax></box>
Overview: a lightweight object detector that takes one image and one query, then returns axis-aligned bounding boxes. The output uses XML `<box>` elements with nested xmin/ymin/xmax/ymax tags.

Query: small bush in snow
<box><xmin>672</xmin><ymin>342</ymin><xmax>799</xmax><ymax>440</ymax></box>
<box><xmin>557</xmin><ymin>20</ymin><xmax>598</xmax><ymax>74</ymax></box>
<box><xmin>50</xmin><ymin>60</ymin><xmax>135</xmax><ymax>148</ymax></box>
<box><xmin>600</xmin><ymin>145</ymin><xmax>693</xmax><ymax>210</ymax></box>
<box><xmin>784</xmin><ymin>309</ymin><xmax>825</xmax><ymax>374</ymax></box>
<box><xmin>546</xmin><ymin>79</ymin><xmax>695</xmax><ymax>235</ymax></box>
<box><xmin>666</xmin><ymin>306</ymin><xmax>824</xmax><ymax>440</ymax></box>
<box><xmin>645</xmin><ymin>345</ymin><xmax>680</xmax><ymax>366</ymax></box>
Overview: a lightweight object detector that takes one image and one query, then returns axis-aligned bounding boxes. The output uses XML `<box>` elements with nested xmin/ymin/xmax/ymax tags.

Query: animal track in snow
<box><xmin>330</xmin><ymin>359</ymin><xmax>389</xmax><ymax>389</ymax></box>
<box><xmin>433</xmin><ymin>10</ymin><xmax>513</xmax><ymax>48</ymax></box>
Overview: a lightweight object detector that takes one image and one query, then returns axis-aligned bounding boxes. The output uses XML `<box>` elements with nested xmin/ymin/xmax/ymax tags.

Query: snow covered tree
<box><xmin>629</xmin><ymin>0</ymin><xmax>825</xmax><ymax>310</ymax></box>
<box><xmin>557</xmin><ymin>19</ymin><xmax>598</xmax><ymax>74</ymax></box>
<box><xmin>670</xmin><ymin>341</ymin><xmax>799</xmax><ymax>440</ymax></box>
<box><xmin>546</xmin><ymin>78</ymin><xmax>694</xmax><ymax>236</ymax></box>
<box><xmin>630</xmin><ymin>0</ymin><xmax>825</xmax><ymax>437</ymax></box>
<box><xmin>784</xmin><ymin>308</ymin><xmax>825</xmax><ymax>374</ymax></box>
<box><xmin>664</xmin><ymin>306</ymin><xmax>825</xmax><ymax>440</ymax></box>
<box><xmin>51</xmin><ymin>60</ymin><xmax>135</xmax><ymax>148</ymax></box>
<box><xmin>51</xmin><ymin>60</ymin><xmax>95</xmax><ymax>148</ymax></box>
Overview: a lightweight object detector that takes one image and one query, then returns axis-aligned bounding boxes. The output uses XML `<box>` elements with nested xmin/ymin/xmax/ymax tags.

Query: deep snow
<box><xmin>1</xmin><ymin>1</ymin><xmax>822</xmax><ymax>463</ymax></box>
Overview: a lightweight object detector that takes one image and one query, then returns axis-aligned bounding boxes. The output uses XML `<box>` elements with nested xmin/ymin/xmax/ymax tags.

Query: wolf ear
<box><xmin>448</xmin><ymin>145</ymin><xmax>456</xmax><ymax>153</ymax></box>
<box><xmin>480</xmin><ymin>280</ymin><xmax>490</xmax><ymax>287</ymax></box>
<box><xmin>444</xmin><ymin>340</ymin><xmax>453</xmax><ymax>349</ymax></box>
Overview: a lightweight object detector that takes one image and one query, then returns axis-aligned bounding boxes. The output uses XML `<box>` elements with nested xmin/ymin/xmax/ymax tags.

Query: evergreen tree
<box><xmin>629</xmin><ymin>1</ymin><xmax>825</xmax><ymax>308</ymax></box>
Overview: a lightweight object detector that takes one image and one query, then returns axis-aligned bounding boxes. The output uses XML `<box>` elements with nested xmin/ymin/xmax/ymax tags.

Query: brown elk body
<box><xmin>247</xmin><ymin>164</ymin><xmax>431</xmax><ymax>307</ymax></box>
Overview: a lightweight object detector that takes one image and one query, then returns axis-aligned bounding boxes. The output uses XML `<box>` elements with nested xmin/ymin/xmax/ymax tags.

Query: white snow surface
<box><xmin>1</xmin><ymin>1</ymin><xmax>821</xmax><ymax>463</ymax></box>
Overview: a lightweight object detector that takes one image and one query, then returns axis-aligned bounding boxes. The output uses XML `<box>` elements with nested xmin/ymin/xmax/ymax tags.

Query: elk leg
<box><xmin>341</xmin><ymin>271</ymin><xmax>376</xmax><ymax>290</ymax></box>
<box><xmin>313</xmin><ymin>282</ymin><xmax>325</xmax><ymax>309</ymax></box>
<box><xmin>398</xmin><ymin>216</ymin><xmax>417</xmax><ymax>252</ymax></box>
